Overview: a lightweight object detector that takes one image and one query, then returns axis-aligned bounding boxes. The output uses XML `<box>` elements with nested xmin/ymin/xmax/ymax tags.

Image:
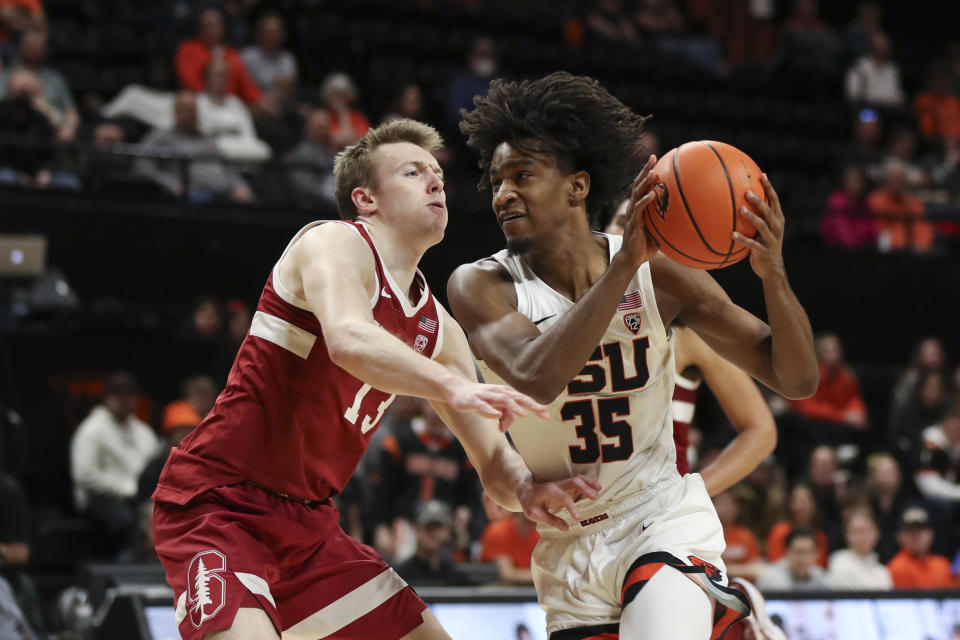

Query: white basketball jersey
<box><xmin>478</xmin><ymin>233</ymin><xmax>679</xmax><ymax>514</ymax></box>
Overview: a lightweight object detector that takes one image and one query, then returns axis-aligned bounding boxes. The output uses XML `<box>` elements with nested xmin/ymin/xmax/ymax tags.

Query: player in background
<box><xmin>605</xmin><ymin>200</ymin><xmax>777</xmax><ymax>493</ymax></box>
<box><xmin>152</xmin><ymin>118</ymin><xmax>600</xmax><ymax>640</ymax></box>
<box><xmin>450</xmin><ymin>73</ymin><xmax>817</xmax><ymax>640</ymax></box>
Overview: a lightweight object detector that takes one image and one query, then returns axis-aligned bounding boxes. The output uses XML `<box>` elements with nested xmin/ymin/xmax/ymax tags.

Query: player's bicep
<box><xmin>447</xmin><ymin>263</ymin><xmax>543</xmax><ymax>383</ymax></box>
<box><xmin>297</xmin><ymin>225</ymin><xmax>377</xmax><ymax>330</ymax></box>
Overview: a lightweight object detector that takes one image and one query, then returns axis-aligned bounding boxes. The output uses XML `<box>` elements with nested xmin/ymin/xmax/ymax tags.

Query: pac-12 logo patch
<box><xmin>414</xmin><ymin>334</ymin><xmax>428</xmax><ymax>353</ymax></box>
<box><xmin>623</xmin><ymin>313</ymin><xmax>642</xmax><ymax>334</ymax></box>
<box><xmin>187</xmin><ymin>550</ymin><xmax>227</xmax><ymax>629</ymax></box>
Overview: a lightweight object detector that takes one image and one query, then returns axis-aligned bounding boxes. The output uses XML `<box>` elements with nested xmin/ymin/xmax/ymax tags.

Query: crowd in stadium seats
<box><xmin>2</xmin><ymin>0</ymin><xmax>960</xmax><ymax>634</ymax></box>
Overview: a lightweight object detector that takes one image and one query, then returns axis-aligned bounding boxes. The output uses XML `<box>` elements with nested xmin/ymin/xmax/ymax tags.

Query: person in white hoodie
<box><xmin>70</xmin><ymin>372</ymin><xmax>158</xmax><ymax>542</ymax></box>
<box><xmin>826</xmin><ymin>508</ymin><xmax>893</xmax><ymax>590</ymax></box>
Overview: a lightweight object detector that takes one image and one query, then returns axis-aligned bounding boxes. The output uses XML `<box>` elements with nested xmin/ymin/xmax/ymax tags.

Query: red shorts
<box><xmin>154</xmin><ymin>483</ymin><xmax>427</xmax><ymax>640</ymax></box>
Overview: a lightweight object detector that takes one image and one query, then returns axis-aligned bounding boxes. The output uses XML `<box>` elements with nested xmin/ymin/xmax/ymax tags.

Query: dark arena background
<box><xmin>2</xmin><ymin>0</ymin><xmax>960</xmax><ymax>638</ymax></box>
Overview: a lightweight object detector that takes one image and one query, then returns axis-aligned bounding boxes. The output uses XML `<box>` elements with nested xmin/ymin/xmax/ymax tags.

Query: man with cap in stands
<box><xmin>886</xmin><ymin>505</ymin><xmax>955</xmax><ymax>588</ymax></box>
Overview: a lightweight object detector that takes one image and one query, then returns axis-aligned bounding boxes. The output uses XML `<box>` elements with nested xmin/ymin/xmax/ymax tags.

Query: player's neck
<box><xmin>523</xmin><ymin>226</ymin><xmax>608</xmax><ymax>303</ymax></box>
<box><xmin>364</xmin><ymin>222</ymin><xmax>425</xmax><ymax>298</ymax></box>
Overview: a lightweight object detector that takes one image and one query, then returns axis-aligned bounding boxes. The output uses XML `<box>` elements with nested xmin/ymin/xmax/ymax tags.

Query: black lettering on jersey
<box><xmin>566</xmin><ymin>338</ymin><xmax>651</xmax><ymax>395</ymax></box>
<box><xmin>562</xmin><ymin>397</ymin><xmax>634</xmax><ymax>464</ymax></box>
<box><xmin>567</xmin><ymin>347</ymin><xmax>605</xmax><ymax>395</ymax></box>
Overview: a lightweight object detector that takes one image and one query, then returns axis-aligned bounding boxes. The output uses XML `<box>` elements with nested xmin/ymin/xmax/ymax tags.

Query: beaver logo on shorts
<box><xmin>688</xmin><ymin>555</ymin><xmax>723</xmax><ymax>582</ymax></box>
<box><xmin>187</xmin><ymin>550</ymin><xmax>227</xmax><ymax>629</ymax></box>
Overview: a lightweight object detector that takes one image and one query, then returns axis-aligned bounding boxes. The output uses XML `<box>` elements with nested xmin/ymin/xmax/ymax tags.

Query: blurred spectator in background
<box><xmin>805</xmin><ymin>445</ymin><xmax>843</xmax><ymax>526</ymax></box>
<box><xmin>136</xmin><ymin>91</ymin><xmax>253</xmax><ymax>203</ymax></box>
<box><xmin>915</xmin><ymin>412</ymin><xmax>960</xmax><ymax>503</ymax></box>
<box><xmin>0</xmin><ymin>468</ymin><xmax>29</xmax><ymax>574</ymax></box>
<box><xmin>0</xmin><ymin>68</ymin><xmax>59</xmax><ymax>188</ymax></box>
<box><xmin>0</xmin><ymin>0</ymin><xmax>45</xmax><ymax>50</ymax></box>
<box><xmin>480</xmin><ymin>510</ymin><xmax>538</xmax><ymax>585</ymax></box>
<box><xmin>838</xmin><ymin>108</ymin><xmax>885</xmax><ymax>181</ymax></box>
<box><xmin>865</xmin><ymin>452</ymin><xmax>914</xmax><ymax>562</ymax></box>
<box><xmin>766</xmin><ymin>483</ymin><xmax>829</xmax><ymax>567</ymax></box>
<box><xmin>843</xmin><ymin>2</ymin><xmax>882</xmax><ymax>63</ymax></box>
<box><xmin>241</xmin><ymin>12</ymin><xmax>297</xmax><ymax>94</ymax></box>
<box><xmin>80</xmin><ymin>122</ymin><xmax>134</xmax><ymax>191</ymax></box>
<box><xmin>175</xmin><ymin>7</ymin><xmax>261</xmax><ymax>105</ymax></box>
<box><xmin>370</xmin><ymin>400</ymin><xmax>480</xmax><ymax>562</ymax></box>
<box><xmin>793</xmin><ymin>334</ymin><xmax>868</xmax><ymax>432</ymax></box>
<box><xmin>732</xmin><ymin>457</ymin><xmax>787</xmax><ymax>543</ymax></box>
<box><xmin>882</xmin><ymin>127</ymin><xmax>928</xmax><ymax>192</ymax></box>
<box><xmin>757</xmin><ymin>527</ymin><xmax>830</xmax><ymax>591</ymax></box>
<box><xmin>821</xmin><ymin>164</ymin><xmax>878</xmax><ymax>249</ymax></box>
<box><xmin>867</xmin><ymin>160</ymin><xmax>934</xmax><ymax>253</ymax></box>
<box><xmin>69</xmin><ymin>372</ymin><xmax>158</xmax><ymax>543</ymax></box>
<box><xmin>395</xmin><ymin>501</ymin><xmax>471</xmax><ymax>587</ymax></box>
<box><xmin>713</xmin><ymin>490</ymin><xmax>764</xmax><ymax>582</ymax></box>
<box><xmin>288</xmin><ymin>109</ymin><xmax>336</xmax><ymax>209</ymax></box>
<box><xmin>886</xmin><ymin>505</ymin><xmax>954</xmax><ymax>588</ymax></box>
<box><xmin>253</xmin><ymin>74</ymin><xmax>302</xmax><ymax>155</ymax></box>
<box><xmin>891</xmin><ymin>371</ymin><xmax>950</xmax><ymax>466</ymax></box>
<box><xmin>633</xmin><ymin>0</ymin><xmax>685</xmax><ymax>36</ymax></box>
<box><xmin>892</xmin><ymin>338</ymin><xmax>949</xmax><ymax>418</ymax></box>
<box><xmin>915</xmin><ymin>63</ymin><xmax>960</xmax><ymax>142</ymax></box>
<box><xmin>584</xmin><ymin>0</ymin><xmax>638</xmax><ymax>47</ymax></box>
<box><xmin>826</xmin><ymin>508</ymin><xmax>892</xmax><ymax>589</ymax></box>
<box><xmin>778</xmin><ymin>0</ymin><xmax>841</xmax><ymax>75</ymax></box>
<box><xmin>197</xmin><ymin>57</ymin><xmax>271</xmax><ymax>160</ymax></box>
<box><xmin>445</xmin><ymin>37</ymin><xmax>497</xmax><ymax>131</ymax></box>
<box><xmin>846</xmin><ymin>31</ymin><xmax>904</xmax><ymax>109</ymax></box>
<box><xmin>382</xmin><ymin>84</ymin><xmax>425</xmax><ymax>125</ymax></box>
<box><xmin>0</xmin><ymin>29</ymin><xmax>78</xmax><ymax>142</ymax></box>
<box><xmin>116</xmin><ymin>500</ymin><xmax>159</xmax><ymax>564</ymax></box>
<box><xmin>320</xmin><ymin>72</ymin><xmax>369</xmax><ymax>150</ymax></box>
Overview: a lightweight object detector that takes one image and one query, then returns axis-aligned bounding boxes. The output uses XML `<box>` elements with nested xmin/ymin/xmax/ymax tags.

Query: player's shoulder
<box><xmin>292</xmin><ymin>221</ymin><xmax>373</xmax><ymax>262</ymax></box>
<box><xmin>448</xmin><ymin>257</ymin><xmax>514</xmax><ymax>297</ymax></box>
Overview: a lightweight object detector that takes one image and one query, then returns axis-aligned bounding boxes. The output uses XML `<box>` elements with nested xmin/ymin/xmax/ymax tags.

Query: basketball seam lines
<box><xmin>646</xmin><ymin>206</ymin><xmax>730</xmax><ymax>266</ymax></box>
<box><xmin>702</xmin><ymin>141</ymin><xmax>739</xmax><ymax>260</ymax></box>
<box><xmin>672</xmin><ymin>144</ymin><xmax>729</xmax><ymax>258</ymax></box>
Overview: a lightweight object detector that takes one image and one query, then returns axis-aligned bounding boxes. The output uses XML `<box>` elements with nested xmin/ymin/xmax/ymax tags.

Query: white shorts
<box><xmin>532</xmin><ymin>473</ymin><xmax>749</xmax><ymax>637</ymax></box>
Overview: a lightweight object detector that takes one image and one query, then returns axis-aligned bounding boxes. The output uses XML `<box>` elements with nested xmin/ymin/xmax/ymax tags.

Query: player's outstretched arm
<box><xmin>429</xmin><ymin>308</ymin><xmax>600</xmax><ymax>531</ymax></box>
<box><xmin>676</xmin><ymin>328</ymin><xmax>776</xmax><ymax>496</ymax></box>
<box><xmin>447</xmin><ymin>157</ymin><xmax>663</xmax><ymax>404</ymax></box>
<box><xmin>662</xmin><ymin>175</ymin><xmax>818</xmax><ymax>399</ymax></box>
<box><xmin>294</xmin><ymin>223</ymin><xmax>544</xmax><ymax>420</ymax></box>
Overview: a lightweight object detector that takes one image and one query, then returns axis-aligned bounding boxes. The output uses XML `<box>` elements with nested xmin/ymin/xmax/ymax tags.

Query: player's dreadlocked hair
<box><xmin>459</xmin><ymin>72</ymin><xmax>650</xmax><ymax>226</ymax></box>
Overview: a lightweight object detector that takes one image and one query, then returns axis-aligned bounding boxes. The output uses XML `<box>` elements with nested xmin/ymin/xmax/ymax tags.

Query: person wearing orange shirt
<box><xmin>915</xmin><ymin>64</ymin><xmax>960</xmax><ymax>142</ymax></box>
<box><xmin>867</xmin><ymin>161</ymin><xmax>934</xmax><ymax>252</ymax></box>
<box><xmin>713</xmin><ymin>490</ymin><xmax>764</xmax><ymax>582</ymax></box>
<box><xmin>887</xmin><ymin>506</ymin><xmax>955</xmax><ymax>588</ymax></box>
<box><xmin>174</xmin><ymin>7</ymin><xmax>261</xmax><ymax>105</ymax></box>
<box><xmin>766</xmin><ymin>483</ymin><xmax>830</xmax><ymax>567</ymax></box>
<box><xmin>793</xmin><ymin>333</ymin><xmax>867</xmax><ymax>426</ymax></box>
<box><xmin>480</xmin><ymin>509</ymin><xmax>539</xmax><ymax>584</ymax></box>
<box><xmin>0</xmin><ymin>0</ymin><xmax>45</xmax><ymax>43</ymax></box>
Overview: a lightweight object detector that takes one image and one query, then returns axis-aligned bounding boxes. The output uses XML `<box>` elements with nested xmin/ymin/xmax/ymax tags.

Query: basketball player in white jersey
<box><xmin>449</xmin><ymin>73</ymin><xmax>818</xmax><ymax>640</ymax></box>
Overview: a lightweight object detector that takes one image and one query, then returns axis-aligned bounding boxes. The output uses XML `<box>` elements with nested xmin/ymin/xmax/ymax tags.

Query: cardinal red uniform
<box><xmin>153</xmin><ymin>220</ymin><xmax>445</xmax><ymax>640</ymax></box>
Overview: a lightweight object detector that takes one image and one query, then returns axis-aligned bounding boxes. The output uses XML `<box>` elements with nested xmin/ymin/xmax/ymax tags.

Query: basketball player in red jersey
<box><xmin>152</xmin><ymin>118</ymin><xmax>601</xmax><ymax>640</ymax></box>
<box><xmin>450</xmin><ymin>73</ymin><xmax>816</xmax><ymax>640</ymax></box>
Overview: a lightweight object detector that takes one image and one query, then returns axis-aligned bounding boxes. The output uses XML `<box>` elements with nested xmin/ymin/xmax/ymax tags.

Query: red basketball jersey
<box><xmin>154</xmin><ymin>221</ymin><xmax>445</xmax><ymax>505</ymax></box>
<box><xmin>672</xmin><ymin>373</ymin><xmax>700</xmax><ymax>476</ymax></box>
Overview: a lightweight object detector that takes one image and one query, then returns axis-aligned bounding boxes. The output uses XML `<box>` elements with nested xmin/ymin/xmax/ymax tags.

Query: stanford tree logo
<box><xmin>187</xmin><ymin>550</ymin><xmax>227</xmax><ymax>629</ymax></box>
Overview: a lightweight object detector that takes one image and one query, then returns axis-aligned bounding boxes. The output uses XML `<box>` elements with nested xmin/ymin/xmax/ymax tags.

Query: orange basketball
<box><xmin>642</xmin><ymin>140</ymin><xmax>764</xmax><ymax>269</ymax></box>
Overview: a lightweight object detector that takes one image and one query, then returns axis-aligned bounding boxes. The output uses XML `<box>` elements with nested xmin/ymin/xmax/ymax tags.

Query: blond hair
<box><xmin>333</xmin><ymin>118</ymin><xmax>443</xmax><ymax>220</ymax></box>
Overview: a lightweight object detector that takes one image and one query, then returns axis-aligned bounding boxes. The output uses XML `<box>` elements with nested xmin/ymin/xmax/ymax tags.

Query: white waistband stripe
<box><xmin>250</xmin><ymin>311</ymin><xmax>317</xmax><ymax>359</ymax></box>
<box><xmin>281</xmin><ymin>568</ymin><xmax>408</xmax><ymax>639</ymax></box>
<box><xmin>672</xmin><ymin>401</ymin><xmax>696</xmax><ymax>424</ymax></box>
<box><xmin>174</xmin><ymin>591</ymin><xmax>187</xmax><ymax>625</ymax></box>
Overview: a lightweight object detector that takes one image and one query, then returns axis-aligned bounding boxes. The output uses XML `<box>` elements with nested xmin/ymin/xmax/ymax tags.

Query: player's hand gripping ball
<box><xmin>642</xmin><ymin>141</ymin><xmax>766</xmax><ymax>269</ymax></box>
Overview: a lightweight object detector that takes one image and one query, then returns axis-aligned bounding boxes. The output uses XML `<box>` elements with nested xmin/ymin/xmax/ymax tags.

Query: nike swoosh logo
<box><xmin>533</xmin><ymin>315</ymin><xmax>555</xmax><ymax>325</ymax></box>
<box><xmin>642</xmin><ymin>521</ymin><xmax>652</xmax><ymax>531</ymax></box>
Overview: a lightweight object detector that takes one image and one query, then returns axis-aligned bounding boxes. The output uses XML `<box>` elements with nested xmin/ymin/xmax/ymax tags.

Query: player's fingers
<box><xmin>498</xmin><ymin>411</ymin><xmax>514</xmax><ymax>433</ymax></box>
<box><xmin>552</xmin><ymin>488</ymin><xmax>581</xmax><ymax>521</ymax></box>
<box><xmin>512</xmin><ymin>394</ymin><xmax>551</xmax><ymax>419</ymax></box>
<box><xmin>565</xmin><ymin>476</ymin><xmax>600</xmax><ymax>500</ymax></box>
<box><xmin>574</xmin><ymin>475</ymin><xmax>602</xmax><ymax>492</ymax></box>
<box><xmin>632</xmin><ymin>154</ymin><xmax>657</xmax><ymax>187</ymax></box>
<box><xmin>732</xmin><ymin>231</ymin><xmax>764</xmax><ymax>251</ymax></box>
<box><xmin>761</xmin><ymin>173</ymin><xmax>782</xmax><ymax>214</ymax></box>
<box><xmin>470</xmin><ymin>400</ymin><xmax>502</xmax><ymax>419</ymax></box>
<box><xmin>526</xmin><ymin>506</ymin><xmax>569</xmax><ymax>531</ymax></box>
<box><xmin>739</xmin><ymin>206</ymin><xmax>771</xmax><ymax>240</ymax></box>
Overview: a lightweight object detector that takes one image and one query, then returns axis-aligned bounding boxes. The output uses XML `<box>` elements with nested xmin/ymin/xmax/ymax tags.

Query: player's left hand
<box><xmin>732</xmin><ymin>173</ymin><xmax>786</xmax><ymax>281</ymax></box>
<box><xmin>517</xmin><ymin>475</ymin><xmax>601</xmax><ymax>531</ymax></box>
